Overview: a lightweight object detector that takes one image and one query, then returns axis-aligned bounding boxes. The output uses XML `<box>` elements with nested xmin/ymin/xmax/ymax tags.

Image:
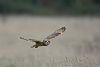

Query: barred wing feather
<box><xmin>20</xmin><ymin>37</ymin><xmax>39</xmax><ymax>42</ymax></box>
<box><xmin>45</xmin><ymin>27</ymin><xmax>66</xmax><ymax>40</ymax></box>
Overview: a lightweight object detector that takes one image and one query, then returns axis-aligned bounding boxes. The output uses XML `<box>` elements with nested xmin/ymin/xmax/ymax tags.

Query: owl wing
<box><xmin>20</xmin><ymin>37</ymin><xmax>39</xmax><ymax>42</ymax></box>
<box><xmin>44</xmin><ymin>27</ymin><xmax>66</xmax><ymax>40</ymax></box>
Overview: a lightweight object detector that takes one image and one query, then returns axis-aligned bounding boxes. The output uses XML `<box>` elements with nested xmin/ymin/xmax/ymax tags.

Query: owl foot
<box><xmin>31</xmin><ymin>45</ymin><xmax>38</xmax><ymax>48</ymax></box>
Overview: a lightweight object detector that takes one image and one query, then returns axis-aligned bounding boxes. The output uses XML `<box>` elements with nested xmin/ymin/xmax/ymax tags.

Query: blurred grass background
<box><xmin>0</xmin><ymin>16</ymin><xmax>100</xmax><ymax>67</ymax></box>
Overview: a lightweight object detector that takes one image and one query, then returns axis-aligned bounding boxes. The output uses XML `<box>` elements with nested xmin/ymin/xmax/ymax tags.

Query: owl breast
<box><xmin>43</xmin><ymin>40</ymin><xmax>50</xmax><ymax>46</ymax></box>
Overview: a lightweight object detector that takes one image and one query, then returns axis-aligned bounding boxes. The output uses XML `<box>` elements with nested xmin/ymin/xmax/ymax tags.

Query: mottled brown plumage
<box><xmin>20</xmin><ymin>27</ymin><xmax>66</xmax><ymax>48</ymax></box>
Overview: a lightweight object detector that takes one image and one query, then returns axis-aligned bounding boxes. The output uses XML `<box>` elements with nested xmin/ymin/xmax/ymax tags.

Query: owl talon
<box><xmin>31</xmin><ymin>45</ymin><xmax>38</xmax><ymax>48</ymax></box>
<box><xmin>31</xmin><ymin>45</ymin><xmax>35</xmax><ymax>48</ymax></box>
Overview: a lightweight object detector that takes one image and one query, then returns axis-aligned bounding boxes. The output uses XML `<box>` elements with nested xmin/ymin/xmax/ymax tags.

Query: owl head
<box><xmin>43</xmin><ymin>39</ymin><xmax>50</xmax><ymax>46</ymax></box>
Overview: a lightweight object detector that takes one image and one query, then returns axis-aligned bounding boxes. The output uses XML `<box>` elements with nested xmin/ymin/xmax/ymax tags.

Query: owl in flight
<box><xmin>20</xmin><ymin>27</ymin><xmax>66</xmax><ymax>48</ymax></box>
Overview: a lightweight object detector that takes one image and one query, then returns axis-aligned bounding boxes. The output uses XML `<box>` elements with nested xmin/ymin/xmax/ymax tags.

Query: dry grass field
<box><xmin>0</xmin><ymin>15</ymin><xmax>100</xmax><ymax>67</ymax></box>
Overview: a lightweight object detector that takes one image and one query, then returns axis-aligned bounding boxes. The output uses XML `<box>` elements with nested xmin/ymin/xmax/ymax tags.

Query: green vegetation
<box><xmin>0</xmin><ymin>64</ymin><xmax>16</xmax><ymax>67</ymax></box>
<box><xmin>0</xmin><ymin>0</ymin><xmax>100</xmax><ymax>15</ymax></box>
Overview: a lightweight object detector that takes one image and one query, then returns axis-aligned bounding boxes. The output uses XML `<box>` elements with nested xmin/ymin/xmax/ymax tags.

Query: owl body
<box><xmin>30</xmin><ymin>40</ymin><xmax>50</xmax><ymax>48</ymax></box>
<box><xmin>20</xmin><ymin>27</ymin><xmax>66</xmax><ymax>48</ymax></box>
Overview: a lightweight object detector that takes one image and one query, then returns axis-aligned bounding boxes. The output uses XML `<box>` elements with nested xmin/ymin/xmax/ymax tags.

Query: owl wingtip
<box><xmin>20</xmin><ymin>36</ymin><xmax>23</xmax><ymax>39</ymax></box>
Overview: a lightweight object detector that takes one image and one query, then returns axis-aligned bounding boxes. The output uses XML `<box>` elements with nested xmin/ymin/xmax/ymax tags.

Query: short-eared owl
<box><xmin>20</xmin><ymin>27</ymin><xmax>66</xmax><ymax>48</ymax></box>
